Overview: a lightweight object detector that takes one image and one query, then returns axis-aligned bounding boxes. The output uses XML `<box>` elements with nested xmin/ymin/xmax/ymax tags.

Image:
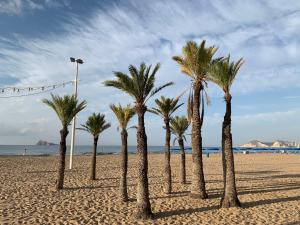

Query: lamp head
<box><xmin>70</xmin><ymin>57</ymin><xmax>75</xmax><ymax>62</ymax></box>
<box><xmin>76</xmin><ymin>59</ymin><xmax>84</xmax><ymax>64</ymax></box>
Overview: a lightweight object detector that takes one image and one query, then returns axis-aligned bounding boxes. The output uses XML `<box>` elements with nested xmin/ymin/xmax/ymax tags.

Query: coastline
<box><xmin>1</xmin><ymin>145</ymin><xmax>300</xmax><ymax>156</ymax></box>
<box><xmin>0</xmin><ymin>151</ymin><xmax>299</xmax><ymax>157</ymax></box>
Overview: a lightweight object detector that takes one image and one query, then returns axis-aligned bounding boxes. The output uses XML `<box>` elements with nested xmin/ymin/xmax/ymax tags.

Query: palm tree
<box><xmin>173</xmin><ymin>40</ymin><xmax>218</xmax><ymax>198</ymax></box>
<box><xmin>150</xmin><ymin>96</ymin><xmax>183</xmax><ymax>194</ymax></box>
<box><xmin>209</xmin><ymin>56</ymin><xmax>244</xmax><ymax>207</ymax></box>
<box><xmin>110</xmin><ymin>104</ymin><xmax>135</xmax><ymax>202</ymax></box>
<box><xmin>42</xmin><ymin>94</ymin><xmax>86</xmax><ymax>190</ymax></box>
<box><xmin>170</xmin><ymin>116</ymin><xmax>190</xmax><ymax>184</ymax></box>
<box><xmin>104</xmin><ymin>63</ymin><xmax>173</xmax><ymax>219</ymax></box>
<box><xmin>79</xmin><ymin>113</ymin><xmax>111</xmax><ymax>180</ymax></box>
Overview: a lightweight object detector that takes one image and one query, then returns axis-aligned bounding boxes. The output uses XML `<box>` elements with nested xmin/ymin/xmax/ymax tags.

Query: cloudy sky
<box><xmin>0</xmin><ymin>0</ymin><xmax>300</xmax><ymax>146</ymax></box>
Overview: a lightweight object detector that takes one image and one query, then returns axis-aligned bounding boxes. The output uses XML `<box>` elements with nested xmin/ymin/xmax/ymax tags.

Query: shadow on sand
<box><xmin>236</xmin><ymin>170</ymin><xmax>282</xmax><ymax>175</ymax></box>
<box><xmin>25</xmin><ymin>169</ymin><xmax>84</xmax><ymax>174</ymax></box>
<box><xmin>151</xmin><ymin>191</ymin><xmax>190</xmax><ymax>200</ymax></box>
<box><xmin>155</xmin><ymin>205</ymin><xmax>219</xmax><ymax>219</ymax></box>
<box><xmin>209</xmin><ymin>181</ymin><xmax>300</xmax><ymax>195</ymax></box>
<box><xmin>243</xmin><ymin>195</ymin><xmax>300</xmax><ymax>208</ymax></box>
<box><xmin>65</xmin><ymin>185</ymin><xmax>117</xmax><ymax>190</ymax></box>
<box><xmin>155</xmin><ymin>182</ymin><xmax>300</xmax><ymax>219</ymax></box>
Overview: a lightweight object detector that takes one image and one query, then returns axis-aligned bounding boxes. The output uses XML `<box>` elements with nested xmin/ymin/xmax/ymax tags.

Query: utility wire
<box><xmin>0</xmin><ymin>81</ymin><xmax>73</xmax><ymax>98</ymax></box>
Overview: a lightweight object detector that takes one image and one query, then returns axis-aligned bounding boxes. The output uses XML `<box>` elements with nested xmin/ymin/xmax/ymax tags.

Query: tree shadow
<box><xmin>151</xmin><ymin>191</ymin><xmax>190</xmax><ymax>200</ymax></box>
<box><xmin>237</xmin><ymin>170</ymin><xmax>282</xmax><ymax>175</ymax></box>
<box><xmin>65</xmin><ymin>185</ymin><xmax>117</xmax><ymax>190</ymax></box>
<box><xmin>25</xmin><ymin>169</ymin><xmax>84</xmax><ymax>174</ymax></box>
<box><xmin>285</xmin><ymin>221</ymin><xmax>300</xmax><ymax>225</ymax></box>
<box><xmin>25</xmin><ymin>170</ymin><xmax>56</xmax><ymax>174</ymax></box>
<box><xmin>243</xmin><ymin>195</ymin><xmax>300</xmax><ymax>208</ymax></box>
<box><xmin>209</xmin><ymin>182</ymin><xmax>300</xmax><ymax>198</ymax></box>
<box><xmin>127</xmin><ymin>198</ymin><xmax>136</xmax><ymax>202</ymax></box>
<box><xmin>207</xmin><ymin>176</ymin><xmax>269</xmax><ymax>184</ymax></box>
<box><xmin>96</xmin><ymin>177</ymin><xmax>119</xmax><ymax>181</ymax></box>
<box><xmin>155</xmin><ymin>205</ymin><xmax>219</xmax><ymax>219</ymax></box>
<box><xmin>267</xmin><ymin>174</ymin><xmax>300</xmax><ymax>179</ymax></box>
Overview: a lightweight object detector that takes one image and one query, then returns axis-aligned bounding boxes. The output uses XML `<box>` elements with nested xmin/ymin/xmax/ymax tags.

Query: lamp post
<box><xmin>69</xmin><ymin>57</ymin><xmax>83</xmax><ymax>169</ymax></box>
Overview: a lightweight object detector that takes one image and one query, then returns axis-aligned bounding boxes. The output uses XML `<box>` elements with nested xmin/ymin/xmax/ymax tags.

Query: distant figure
<box><xmin>24</xmin><ymin>147</ymin><xmax>27</xmax><ymax>156</ymax></box>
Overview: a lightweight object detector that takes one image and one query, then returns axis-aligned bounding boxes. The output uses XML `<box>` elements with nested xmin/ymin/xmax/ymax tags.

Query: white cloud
<box><xmin>0</xmin><ymin>0</ymin><xmax>22</xmax><ymax>14</ymax></box>
<box><xmin>0</xmin><ymin>0</ymin><xmax>69</xmax><ymax>15</ymax></box>
<box><xmin>0</xmin><ymin>0</ymin><xmax>300</xmax><ymax>145</ymax></box>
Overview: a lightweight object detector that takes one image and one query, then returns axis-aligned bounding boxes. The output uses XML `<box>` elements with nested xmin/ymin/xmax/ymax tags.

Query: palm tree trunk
<box><xmin>119</xmin><ymin>128</ymin><xmax>128</xmax><ymax>202</ymax></box>
<box><xmin>178</xmin><ymin>137</ymin><xmax>186</xmax><ymax>184</ymax></box>
<box><xmin>221</xmin><ymin>93</ymin><xmax>240</xmax><ymax>207</ymax></box>
<box><xmin>164</xmin><ymin>118</ymin><xmax>172</xmax><ymax>194</ymax></box>
<box><xmin>56</xmin><ymin>126</ymin><xmax>69</xmax><ymax>190</ymax></box>
<box><xmin>190</xmin><ymin>83</ymin><xmax>207</xmax><ymax>198</ymax></box>
<box><xmin>135</xmin><ymin>105</ymin><xmax>152</xmax><ymax>219</ymax></box>
<box><xmin>90</xmin><ymin>136</ymin><xmax>98</xmax><ymax>180</ymax></box>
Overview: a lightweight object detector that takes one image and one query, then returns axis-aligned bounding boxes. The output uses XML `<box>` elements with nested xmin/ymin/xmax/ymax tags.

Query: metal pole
<box><xmin>69</xmin><ymin>62</ymin><xmax>79</xmax><ymax>169</ymax></box>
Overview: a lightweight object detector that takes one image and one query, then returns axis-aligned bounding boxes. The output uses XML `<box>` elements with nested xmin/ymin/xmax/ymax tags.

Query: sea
<box><xmin>1</xmin><ymin>145</ymin><xmax>300</xmax><ymax>156</ymax></box>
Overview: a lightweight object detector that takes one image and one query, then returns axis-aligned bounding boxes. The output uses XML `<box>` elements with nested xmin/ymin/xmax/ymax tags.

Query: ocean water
<box><xmin>0</xmin><ymin>145</ymin><xmax>300</xmax><ymax>156</ymax></box>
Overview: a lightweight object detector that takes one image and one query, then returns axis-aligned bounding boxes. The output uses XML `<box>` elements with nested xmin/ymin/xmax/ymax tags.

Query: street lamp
<box><xmin>69</xmin><ymin>57</ymin><xmax>84</xmax><ymax>169</ymax></box>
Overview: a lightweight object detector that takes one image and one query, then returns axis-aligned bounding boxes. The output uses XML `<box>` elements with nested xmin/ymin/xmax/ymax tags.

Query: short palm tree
<box><xmin>42</xmin><ymin>94</ymin><xmax>86</xmax><ymax>190</ymax></box>
<box><xmin>110</xmin><ymin>104</ymin><xmax>135</xmax><ymax>202</ymax></box>
<box><xmin>170</xmin><ymin>116</ymin><xmax>190</xmax><ymax>184</ymax></box>
<box><xmin>209</xmin><ymin>56</ymin><xmax>244</xmax><ymax>208</ymax></box>
<box><xmin>150</xmin><ymin>96</ymin><xmax>183</xmax><ymax>194</ymax></box>
<box><xmin>173</xmin><ymin>40</ymin><xmax>219</xmax><ymax>198</ymax></box>
<box><xmin>79</xmin><ymin>113</ymin><xmax>111</xmax><ymax>180</ymax></box>
<box><xmin>104</xmin><ymin>63</ymin><xmax>173</xmax><ymax>219</ymax></box>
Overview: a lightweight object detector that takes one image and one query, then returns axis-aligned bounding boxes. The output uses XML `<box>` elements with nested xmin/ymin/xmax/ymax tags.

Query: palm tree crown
<box><xmin>42</xmin><ymin>94</ymin><xmax>86</xmax><ymax>127</ymax></box>
<box><xmin>104</xmin><ymin>63</ymin><xmax>173</xmax><ymax>104</ymax></box>
<box><xmin>170</xmin><ymin>116</ymin><xmax>190</xmax><ymax>144</ymax></box>
<box><xmin>172</xmin><ymin>40</ymin><xmax>218</xmax><ymax>82</ymax></box>
<box><xmin>150</xmin><ymin>96</ymin><xmax>183</xmax><ymax>119</ymax></box>
<box><xmin>209</xmin><ymin>56</ymin><xmax>244</xmax><ymax>93</ymax></box>
<box><xmin>173</xmin><ymin>40</ymin><xmax>220</xmax><ymax>122</ymax></box>
<box><xmin>110</xmin><ymin>104</ymin><xmax>135</xmax><ymax>130</ymax></box>
<box><xmin>80</xmin><ymin>113</ymin><xmax>111</xmax><ymax>137</ymax></box>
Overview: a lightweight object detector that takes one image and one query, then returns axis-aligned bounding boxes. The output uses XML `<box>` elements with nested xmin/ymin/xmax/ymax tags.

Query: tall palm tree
<box><xmin>104</xmin><ymin>63</ymin><xmax>173</xmax><ymax>219</ymax></box>
<box><xmin>42</xmin><ymin>94</ymin><xmax>86</xmax><ymax>190</ymax></box>
<box><xmin>209</xmin><ymin>56</ymin><xmax>244</xmax><ymax>207</ymax></box>
<box><xmin>173</xmin><ymin>40</ymin><xmax>218</xmax><ymax>198</ymax></box>
<box><xmin>79</xmin><ymin>113</ymin><xmax>111</xmax><ymax>180</ymax></box>
<box><xmin>110</xmin><ymin>104</ymin><xmax>135</xmax><ymax>202</ymax></box>
<box><xmin>170</xmin><ymin>116</ymin><xmax>190</xmax><ymax>184</ymax></box>
<box><xmin>150</xmin><ymin>96</ymin><xmax>183</xmax><ymax>194</ymax></box>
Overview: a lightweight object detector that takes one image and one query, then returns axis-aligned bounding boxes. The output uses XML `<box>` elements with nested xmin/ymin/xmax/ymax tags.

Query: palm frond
<box><xmin>208</xmin><ymin>55</ymin><xmax>244</xmax><ymax>93</ymax></box>
<box><xmin>110</xmin><ymin>104</ymin><xmax>135</xmax><ymax>130</ymax></box>
<box><xmin>151</xmin><ymin>95</ymin><xmax>183</xmax><ymax>119</ymax></box>
<box><xmin>127</xmin><ymin>125</ymin><xmax>137</xmax><ymax>130</ymax></box>
<box><xmin>169</xmin><ymin>115</ymin><xmax>190</xmax><ymax>139</ymax></box>
<box><xmin>200</xmin><ymin>92</ymin><xmax>205</xmax><ymax>128</ymax></box>
<box><xmin>146</xmin><ymin>81</ymin><xmax>174</xmax><ymax>103</ymax></box>
<box><xmin>80</xmin><ymin>113</ymin><xmax>110</xmax><ymax>137</ymax></box>
<box><xmin>148</xmin><ymin>108</ymin><xmax>160</xmax><ymax>115</ymax></box>
<box><xmin>105</xmin><ymin>63</ymin><xmax>171</xmax><ymax>105</ymax></box>
<box><xmin>42</xmin><ymin>94</ymin><xmax>86</xmax><ymax>127</ymax></box>
<box><xmin>173</xmin><ymin>40</ymin><xmax>218</xmax><ymax>84</ymax></box>
<box><xmin>173</xmin><ymin>137</ymin><xmax>178</xmax><ymax>146</ymax></box>
<box><xmin>187</xmin><ymin>89</ymin><xmax>193</xmax><ymax>123</ymax></box>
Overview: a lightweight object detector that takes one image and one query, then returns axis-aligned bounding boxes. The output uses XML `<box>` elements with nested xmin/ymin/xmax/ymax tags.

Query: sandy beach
<box><xmin>1</xmin><ymin>153</ymin><xmax>300</xmax><ymax>224</ymax></box>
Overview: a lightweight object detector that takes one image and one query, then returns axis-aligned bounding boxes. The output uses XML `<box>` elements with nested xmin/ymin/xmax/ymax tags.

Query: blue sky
<box><xmin>0</xmin><ymin>0</ymin><xmax>300</xmax><ymax>146</ymax></box>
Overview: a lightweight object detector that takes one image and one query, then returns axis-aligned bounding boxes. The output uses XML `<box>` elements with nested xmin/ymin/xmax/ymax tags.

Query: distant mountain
<box><xmin>240</xmin><ymin>140</ymin><xmax>298</xmax><ymax>148</ymax></box>
<box><xmin>36</xmin><ymin>140</ymin><xmax>57</xmax><ymax>146</ymax></box>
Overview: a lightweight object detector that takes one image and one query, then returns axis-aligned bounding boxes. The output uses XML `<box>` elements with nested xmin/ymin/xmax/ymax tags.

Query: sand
<box><xmin>1</xmin><ymin>153</ymin><xmax>300</xmax><ymax>224</ymax></box>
